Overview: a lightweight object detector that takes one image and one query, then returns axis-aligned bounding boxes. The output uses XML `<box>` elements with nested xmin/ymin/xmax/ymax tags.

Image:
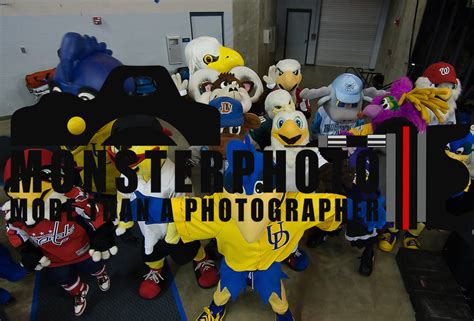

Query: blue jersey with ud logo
<box><xmin>169</xmin><ymin>192</ymin><xmax>345</xmax><ymax>271</ymax></box>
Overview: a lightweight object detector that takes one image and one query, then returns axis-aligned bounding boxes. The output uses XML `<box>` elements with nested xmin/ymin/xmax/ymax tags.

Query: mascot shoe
<box><xmin>379</xmin><ymin>232</ymin><xmax>397</xmax><ymax>253</ymax></box>
<box><xmin>197</xmin><ymin>301</ymin><xmax>226</xmax><ymax>321</ymax></box>
<box><xmin>139</xmin><ymin>268</ymin><xmax>164</xmax><ymax>299</ymax></box>
<box><xmin>194</xmin><ymin>255</ymin><xmax>219</xmax><ymax>288</ymax></box>
<box><xmin>403</xmin><ymin>233</ymin><xmax>421</xmax><ymax>250</ymax></box>
<box><xmin>284</xmin><ymin>248</ymin><xmax>309</xmax><ymax>272</ymax></box>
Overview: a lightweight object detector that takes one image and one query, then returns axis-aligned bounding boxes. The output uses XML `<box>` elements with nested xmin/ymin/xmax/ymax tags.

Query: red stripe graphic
<box><xmin>402</xmin><ymin>126</ymin><xmax>410</xmax><ymax>230</ymax></box>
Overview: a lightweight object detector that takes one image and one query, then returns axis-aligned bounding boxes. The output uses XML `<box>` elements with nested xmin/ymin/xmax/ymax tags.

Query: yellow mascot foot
<box><xmin>196</xmin><ymin>302</ymin><xmax>226</xmax><ymax>321</ymax></box>
<box><xmin>379</xmin><ymin>232</ymin><xmax>397</xmax><ymax>252</ymax></box>
<box><xmin>403</xmin><ymin>234</ymin><xmax>421</xmax><ymax>250</ymax></box>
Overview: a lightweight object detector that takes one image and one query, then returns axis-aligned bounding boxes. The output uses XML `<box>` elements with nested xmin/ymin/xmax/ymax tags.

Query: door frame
<box><xmin>283</xmin><ymin>8</ymin><xmax>312</xmax><ymax>64</ymax></box>
<box><xmin>189</xmin><ymin>12</ymin><xmax>225</xmax><ymax>45</ymax></box>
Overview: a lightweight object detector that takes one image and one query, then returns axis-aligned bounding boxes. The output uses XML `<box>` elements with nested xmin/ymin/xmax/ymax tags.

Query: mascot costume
<box><xmin>263</xmin><ymin>59</ymin><xmax>311</xmax><ymax>118</ymax></box>
<box><xmin>308</xmin><ymin>73</ymin><xmax>384</xmax><ymax>137</ymax></box>
<box><xmin>358</xmin><ymin>77</ymin><xmax>429</xmax><ymax>134</ymax></box>
<box><xmin>188</xmin><ymin>67</ymin><xmax>263</xmax><ymax>112</ymax></box>
<box><xmin>51</xmin><ymin>32</ymin><xmax>128</xmax><ymax>98</ymax></box>
<box><xmin>265</xmin><ymin>109</ymin><xmax>327</xmax><ymax>271</ymax></box>
<box><xmin>446</xmin><ymin>131</ymin><xmax>474</xmax><ymax>213</ymax></box>
<box><xmin>185</xmin><ymin>36</ymin><xmax>244</xmax><ymax>75</ymax></box>
<box><xmin>250</xmin><ymin>90</ymin><xmax>296</xmax><ymax>150</ymax></box>
<box><xmin>347</xmin><ymin>77</ymin><xmax>450</xmax><ymax>252</ymax></box>
<box><xmin>2</xmin><ymin>149</ymin><xmax>117</xmax><ymax>316</ymax></box>
<box><xmin>172</xmin><ymin>36</ymin><xmax>245</xmax><ymax>97</ymax></box>
<box><xmin>446</xmin><ymin>132</ymin><xmax>474</xmax><ymax>192</ymax></box>
<box><xmin>52</xmin><ymin>32</ymin><xmax>131</xmax><ymax>197</ymax></box>
<box><xmin>184</xmin><ymin>65</ymin><xmax>263</xmax><ymax>258</ymax></box>
<box><xmin>123</xmin><ymin>139</ymin><xmax>384</xmax><ymax>321</ymax></box>
<box><xmin>208</xmin><ymin>97</ymin><xmax>310</xmax><ymax>271</ymax></box>
<box><xmin>207</xmin><ymin>97</ymin><xmax>261</xmax><ymax>160</ymax></box>
<box><xmin>305</xmin><ymin>73</ymin><xmax>384</xmax><ymax>248</ymax></box>
<box><xmin>185</xmin><ymin>68</ymin><xmax>263</xmax><ymax>167</ymax></box>
<box><xmin>415</xmin><ymin>62</ymin><xmax>461</xmax><ymax>125</ymax></box>
<box><xmin>108</xmin><ymin>116</ymin><xmax>219</xmax><ymax>299</ymax></box>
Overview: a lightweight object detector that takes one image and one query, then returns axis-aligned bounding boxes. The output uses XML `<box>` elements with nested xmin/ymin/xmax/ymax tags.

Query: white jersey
<box><xmin>311</xmin><ymin>107</ymin><xmax>364</xmax><ymax>136</ymax></box>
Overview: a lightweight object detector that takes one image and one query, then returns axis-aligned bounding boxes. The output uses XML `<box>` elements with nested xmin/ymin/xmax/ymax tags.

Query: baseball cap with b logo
<box><xmin>422</xmin><ymin>61</ymin><xmax>457</xmax><ymax>85</ymax></box>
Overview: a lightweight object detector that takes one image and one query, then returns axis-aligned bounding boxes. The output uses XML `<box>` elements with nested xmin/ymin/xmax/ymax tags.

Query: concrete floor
<box><xmin>0</xmin><ymin>114</ymin><xmax>450</xmax><ymax>321</ymax></box>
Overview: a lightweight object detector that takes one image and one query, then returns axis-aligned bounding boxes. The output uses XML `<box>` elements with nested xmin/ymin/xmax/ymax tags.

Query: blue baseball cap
<box><xmin>332</xmin><ymin>73</ymin><xmax>363</xmax><ymax>104</ymax></box>
<box><xmin>209</xmin><ymin>97</ymin><xmax>244</xmax><ymax>127</ymax></box>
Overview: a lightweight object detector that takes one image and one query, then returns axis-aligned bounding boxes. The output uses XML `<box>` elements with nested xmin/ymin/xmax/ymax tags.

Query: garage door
<box><xmin>315</xmin><ymin>0</ymin><xmax>389</xmax><ymax>68</ymax></box>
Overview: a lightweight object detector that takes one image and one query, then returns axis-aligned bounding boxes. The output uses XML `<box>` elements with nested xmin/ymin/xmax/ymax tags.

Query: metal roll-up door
<box><xmin>315</xmin><ymin>0</ymin><xmax>389</xmax><ymax>68</ymax></box>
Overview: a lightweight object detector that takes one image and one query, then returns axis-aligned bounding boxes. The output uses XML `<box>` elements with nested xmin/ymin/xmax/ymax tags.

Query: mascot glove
<box><xmin>115</xmin><ymin>220</ymin><xmax>135</xmax><ymax>236</ymax></box>
<box><xmin>1</xmin><ymin>200</ymin><xmax>11</xmax><ymax>221</ymax></box>
<box><xmin>20</xmin><ymin>242</ymin><xmax>51</xmax><ymax>272</ymax></box>
<box><xmin>171</xmin><ymin>73</ymin><xmax>188</xmax><ymax>96</ymax></box>
<box><xmin>89</xmin><ymin>221</ymin><xmax>118</xmax><ymax>262</ymax></box>
<box><xmin>115</xmin><ymin>221</ymin><xmax>140</xmax><ymax>246</ymax></box>
<box><xmin>263</xmin><ymin>65</ymin><xmax>277</xmax><ymax>89</ymax></box>
<box><xmin>300</xmin><ymin>87</ymin><xmax>330</xmax><ymax>101</ymax></box>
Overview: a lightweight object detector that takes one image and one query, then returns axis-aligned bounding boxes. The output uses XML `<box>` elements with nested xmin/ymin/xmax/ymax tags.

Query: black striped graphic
<box><xmin>325</xmin><ymin>135</ymin><xmax>387</xmax><ymax>148</ymax></box>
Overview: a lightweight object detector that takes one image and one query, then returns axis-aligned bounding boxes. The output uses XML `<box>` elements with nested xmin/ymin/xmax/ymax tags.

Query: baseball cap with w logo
<box><xmin>422</xmin><ymin>61</ymin><xmax>457</xmax><ymax>85</ymax></box>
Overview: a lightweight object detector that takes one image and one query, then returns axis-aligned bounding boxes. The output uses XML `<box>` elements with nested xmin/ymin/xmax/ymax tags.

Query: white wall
<box><xmin>0</xmin><ymin>0</ymin><xmax>233</xmax><ymax>116</ymax></box>
<box><xmin>275</xmin><ymin>0</ymin><xmax>321</xmax><ymax>65</ymax></box>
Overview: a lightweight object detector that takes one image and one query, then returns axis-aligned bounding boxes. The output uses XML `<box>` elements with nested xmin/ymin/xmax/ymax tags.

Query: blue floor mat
<box><xmin>30</xmin><ymin>235</ymin><xmax>187</xmax><ymax>321</ymax></box>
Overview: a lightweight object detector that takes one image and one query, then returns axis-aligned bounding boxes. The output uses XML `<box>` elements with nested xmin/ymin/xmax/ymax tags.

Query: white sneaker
<box><xmin>74</xmin><ymin>283</ymin><xmax>89</xmax><ymax>316</ymax></box>
<box><xmin>96</xmin><ymin>272</ymin><xmax>111</xmax><ymax>292</ymax></box>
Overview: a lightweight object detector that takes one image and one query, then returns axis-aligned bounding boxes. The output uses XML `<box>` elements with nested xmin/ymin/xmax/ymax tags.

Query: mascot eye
<box><xmin>229</xmin><ymin>126</ymin><xmax>241</xmax><ymax>135</ymax></box>
<box><xmin>456</xmin><ymin>147</ymin><xmax>464</xmax><ymax>154</ymax></box>
<box><xmin>203</xmin><ymin>54</ymin><xmax>217</xmax><ymax>65</ymax></box>
<box><xmin>220</xmin><ymin>128</ymin><xmax>225</xmax><ymax>134</ymax></box>
<box><xmin>274</xmin><ymin>105</ymin><xmax>282</xmax><ymax>110</ymax></box>
<box><xmin>254</xmin><ymin>181</ymin><xmax>264</xmax><ymax>194</ymax></box>
<box><xmin>78</xmin><ymin>88</ymin><xmax>98</xmax><ymax>101</ymax></box>
<box><xmin>294</xmin><ymin>116</ymin><xmax>303</xmax><ymax>129</ymax></box>
<box><xmin>52</xmin><ymin>86</ymin><xmax>62</xmax><ymax>93</ymax></box>
<box><xmin>221</xmin><ymin>82</ymin><xmax>227</xmax><ymax>89</ymax></box>
<box><xmin>277</xmin><ymin>118</ymin><xmax>284</xmax><ymax>129</ymax></box>
<box><xmin>293</xmin><ymin>70</ymin><xmax>299</xmax><ymax>76</ymax></box>
<box><xmin>277</xmin><ymin>69</ymin><xmax>284</xmax><ymax>76</ymax></box>
<box><xmin>443</xmin><ymin>83</ymin><xmax>455</xmax><ymax>90</ymax></box>
<box><xmin>78</xmin><ymin>92</ymin><xmax>96</xmax><ymax>100</ymax></box>
<box><xmin>445</xmin><ymin>145</ymin><xmax>450</xmax><ymax>151</ymax></box>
